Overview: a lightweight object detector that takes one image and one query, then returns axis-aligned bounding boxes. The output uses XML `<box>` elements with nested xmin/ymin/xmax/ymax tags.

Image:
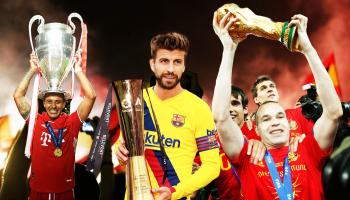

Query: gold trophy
<box><xmin>114</xmin><ymin>80</ymin><xmax>154</xmax><ymax>200</ymax></box>
<box><xmin>217</xmin><ymin>3</ymin><xmax>300</xmax><ymax>51</ymax></box>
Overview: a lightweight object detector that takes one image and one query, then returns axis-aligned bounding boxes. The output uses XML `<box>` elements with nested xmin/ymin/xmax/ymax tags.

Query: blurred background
<box><xmin>0</xmin><ymin>0</ymin><xmax>349</xmax><ymax>199</ymax></box>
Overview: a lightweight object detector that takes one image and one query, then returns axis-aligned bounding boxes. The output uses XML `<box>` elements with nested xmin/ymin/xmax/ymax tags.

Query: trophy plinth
<box><xmin>217</xmin><ymin>3</ymin><xmax>300</xmax><ymax>51</ymax></box>
<box><xmin>114</xmin><ymin>80</ymin><xmax>154</xmax><ymax>200</ymax></box>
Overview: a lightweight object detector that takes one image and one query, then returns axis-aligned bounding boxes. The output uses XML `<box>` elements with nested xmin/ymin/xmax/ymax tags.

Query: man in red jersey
<box><xmin>212</xmin><ymin>85</ymin><xmax>263</xmax><ymax>200</ymax></box>
<box><xmin>251</xmin><ymin>75</ymin><xmax>314</xmax><ymax>138</ymax></box>
<box><xmin>212</xmin><ymin>10</ymin><xmax>342</xmax><ymax>200</ymax></box>
<box><xmin>13</xmin><ymin>52</ymin><xmax>96</xmax><ymax>200</ymax></box>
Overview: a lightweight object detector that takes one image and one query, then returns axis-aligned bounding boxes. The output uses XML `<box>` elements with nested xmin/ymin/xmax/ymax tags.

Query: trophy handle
<box><xmin>28</xmin><ymin>15</ymin><xmax>45</xmax><ymax>55</ymax></box>
<box><xmin>68</xmin><ymin>13</ymin><xmax>84</xmax><ymax>53</ymax></box>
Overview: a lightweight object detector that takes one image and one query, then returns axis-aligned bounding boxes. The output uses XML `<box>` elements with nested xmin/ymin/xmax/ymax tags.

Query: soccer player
<box><xmin>116</xmin><ymin>32</ymin><xmax>220</xmax><ymax>199</ymax></box>
<box><xmin>212</xmin><ymin>11</ymin><xmax>342</xmax><ymax>200</ymax></box>
<box><xmin>13</xmin><ymin>52</ymin><xmax>96</xmax><ymax>199</ymax></box>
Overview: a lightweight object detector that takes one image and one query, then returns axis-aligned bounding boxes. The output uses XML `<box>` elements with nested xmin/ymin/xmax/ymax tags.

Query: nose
<box><xmin>166</xmin><ymin>62</ymin><xmax>175</xmax><ymax>73</ymax></box>
<box><xmin>271</xmin><ymin>117</ymin><xmax>280</xmax><ymax>127</ymax></box>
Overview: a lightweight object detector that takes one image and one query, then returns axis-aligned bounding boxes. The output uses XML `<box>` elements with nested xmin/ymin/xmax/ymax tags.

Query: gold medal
<box><xmin>54</xmin><ymin>148</ymin><xmax>63</xmax><ymax>157</ymax></box>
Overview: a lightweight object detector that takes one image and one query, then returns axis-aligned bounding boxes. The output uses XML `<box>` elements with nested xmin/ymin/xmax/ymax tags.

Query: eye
<box><xmin>174</xmin><ymin>59</ymin><xmax>183</xmax><ymax>65</ymax></box>
<box><xmin>277</xmin><ymin>113</ymin><xmax>285</xmax><ymax>119</ymax></box>
<box><xmin>231</xmin><ymin>100</ymin><xmax>241</xmax><ymax>106</ymax></box>
<box><xmin>260</xmin><ymin>86</ymin><xmax>267</xmax><ymax>91</ymax></box>
<box><xmin>160</xmin><ymin>59</ymin><xmax>169</xmax><ymax>63</ymax></box>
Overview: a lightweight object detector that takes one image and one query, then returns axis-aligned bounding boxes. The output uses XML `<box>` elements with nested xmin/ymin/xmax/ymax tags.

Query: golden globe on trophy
<box><xmin>114</xmin><ymin>80</ymin><xmax>154</xmax><ymax>200</ymax></box>
<box><xmin>29</xmin><ymin>13</ymin><xmax>84</xmax><ymax>98</ymax></box>
<box><xmin>216</xmin><ymin>3</ymin><xmax>300</xmax><ymax>51</ymax></box>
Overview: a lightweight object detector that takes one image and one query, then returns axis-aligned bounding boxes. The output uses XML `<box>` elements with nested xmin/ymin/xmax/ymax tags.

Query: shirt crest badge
<box><xmin>171</xmin><ymin>114</ymin><xmax>185</xmax><ymax>127</ymax></box>
<box><xmin>289</xmin><ymin>120</ymin><xmax>298</xmax><ymax>130</ymax></box>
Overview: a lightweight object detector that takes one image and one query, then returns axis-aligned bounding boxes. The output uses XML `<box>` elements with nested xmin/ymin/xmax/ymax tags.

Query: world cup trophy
<box><xmin>29</xmin><ymin>13</ymin><xmax>84</xmax><ymax>98</ymax></box>
<box><xmin>114</xmin><ymin>80</ymin><xmax>154</xmax><ymax>200</ymax></box>
<box><xmin>216</xmin><ymin>3</ymin><xmax>300</xmax><ymax>51</ymax></box>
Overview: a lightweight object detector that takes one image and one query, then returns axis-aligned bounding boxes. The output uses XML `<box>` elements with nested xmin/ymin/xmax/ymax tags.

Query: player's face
<box><xmin>256</xmin><ymin>103</ymin><xmax>290</xmax><ymax>148</ymax></box>
<box><xmin>229</xmin><ymin>95</ymin><xmax>246</xmax><ymax>127</ymax></box>
<box><xmin>149</xmin><ymin>49</ymin><xmax>185</xmax><ymax>90</ymax></box>
<box><xmin>254</xmin><ymin>80</ymin><xmax>279</xmax><ymax>105</ymax></box>
<box><xmin>43</xmin><ymin>94</ymin><xmax>65</xmax><ymax>120</ymax></box>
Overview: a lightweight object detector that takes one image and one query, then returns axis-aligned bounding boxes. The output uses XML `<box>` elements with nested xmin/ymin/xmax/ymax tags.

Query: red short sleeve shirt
<box><xmin>29</xmin><ymin>111</ymin><xmax>82</xmax><ymax>192</ymax></box>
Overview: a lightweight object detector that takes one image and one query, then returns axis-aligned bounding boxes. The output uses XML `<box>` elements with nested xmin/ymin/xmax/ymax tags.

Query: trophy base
<box><xmin>126</xmin><ymin>156</ymin><xmax>154</xmax><ymax>200</ymax></box>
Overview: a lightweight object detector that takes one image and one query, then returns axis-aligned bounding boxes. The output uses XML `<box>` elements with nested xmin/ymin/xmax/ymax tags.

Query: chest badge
<box><xmin>171</xmin><ymin>114</ymin><xmax>185</xmax><ymax>128</ymax></box>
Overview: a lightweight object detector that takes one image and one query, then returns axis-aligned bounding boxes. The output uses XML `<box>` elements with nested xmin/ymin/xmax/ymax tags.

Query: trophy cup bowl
<box><xmin>216</xmin><ymin>3</ymin><xmax>300</xmax><ymax>51</ymax></box>
<box><xmin>114</xmin><ymin>80</ymin><xmax>154</xmax><ymax>200</ymax></box>
<box><xmin>36</xmin><ymin>23</ymin><xmax>75</xmax><ymax>91</ymax></box>
<box><xmin>29</xmin><ymin>13</ymin><xmax>84</xmax><ymax>99</ymax></box>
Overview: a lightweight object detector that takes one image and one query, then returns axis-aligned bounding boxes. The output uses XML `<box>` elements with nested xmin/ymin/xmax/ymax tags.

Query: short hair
<box><xmin>150</xmin><ymin>32</ymin><xmax>190</xmax><ymax>59</ymax></box>
<box><xmin>231</xmin><ymin>85</ymin><xmax>248</xmax><ymax>108</ymax></box>
<box><xmin>43</xmin><ymin>92</ymin><xmax>65</xmax><ymax>101</ymax></box>
<box><xmin>251</xmin><ymin>75</ymin><xmax>275</xmax><ymax>98</ymax></box>
<box><xmin>255</xmin><ymin>100</ymin><xmax>279</xmax><ymax>126</ymax></box>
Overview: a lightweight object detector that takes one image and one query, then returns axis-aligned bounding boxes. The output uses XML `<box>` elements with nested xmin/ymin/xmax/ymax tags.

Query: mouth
<box><xmin>162</xmin><ymin>75</ymin><xmax>177</xmax><ymax>81</ymax></box>
<box><xmin>268</xmin><ymin>94</ymin><xmax>275</xmax><ymax>98</ymax></box>
<box><xmin>48</xmin><ymin>110</ymin><xmax>58</xmax><ymax>115</ymax></box>
<box><xmin>269</xmin><ymin>129</ymin><xmax>284</xmax><ymax>135</ymax></box>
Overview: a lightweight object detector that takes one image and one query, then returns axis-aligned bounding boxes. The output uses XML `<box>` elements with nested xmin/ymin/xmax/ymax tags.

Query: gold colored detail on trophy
<box><xmin>216</xmin><ymin>3</ymin><xmax>300</xmax><ymax>51</ymax></box>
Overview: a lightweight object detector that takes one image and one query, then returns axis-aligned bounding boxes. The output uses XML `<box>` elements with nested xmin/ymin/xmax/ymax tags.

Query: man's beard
<box><xmin>156</xmin><ymin>73</ymin><xmax>181</xmax><ymax>90</ymax></box>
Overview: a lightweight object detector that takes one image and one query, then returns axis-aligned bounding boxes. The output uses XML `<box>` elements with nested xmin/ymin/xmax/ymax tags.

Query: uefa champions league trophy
<box><xmin>217</xmin><ymin>3</ymin><xmax>301</xmax><ymax>51</ymax></box>
<box><xmin>114</xmin><ymin>80</ymin><xmax>154</xmax><ymax>200</ymax></box>
<box><xmin>24</xmin><ymin>13</ymin><xmax>84</xmax><ymax>157</ymax></box>
<box><xmin>29</xmin><ymin>13</ymin><xmax>84</xmax><ymax>97</ymax></box>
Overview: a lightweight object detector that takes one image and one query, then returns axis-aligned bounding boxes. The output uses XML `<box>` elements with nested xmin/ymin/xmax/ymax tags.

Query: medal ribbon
<box><xmin>45</xmin><ymin>122</ymin><xmax>63</xmax><ymax>149</ymax></box>
<box><xmin>86</xmin><ymin>83</ymin><xmax>114</xmax><ymax>176</ymax></box>
<box><xmin>264</xmin><ymin>150</ymin><xmax>293</xmax><ymax>200</ymax></box>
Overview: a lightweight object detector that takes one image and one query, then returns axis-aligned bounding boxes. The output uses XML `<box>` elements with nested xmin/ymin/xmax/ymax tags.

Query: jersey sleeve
<box><xmin>69</xmin><ymin>111</ymin><xmax>83</xmax><ymax>138</ymax></box>
<box><xmin>171</xmin><ymin>104</ymin><xmax>220</xmax><ymax>199</ymax></box>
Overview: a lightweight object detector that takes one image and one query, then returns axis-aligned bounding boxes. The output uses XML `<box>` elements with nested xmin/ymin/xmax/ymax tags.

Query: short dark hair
<box><xmin>150</xmin><ymin>32</ymin><xmax>190</xmax><ymax>59</ymax></box>
<box><xmin>255</xmin><ymin>100</ymin><xmax>279</xmax><ymax>126</ymax></box>
<box><xmin>43</xmin><ymin>92</ymin><xmax>65</xmax><ymax>101</ymax></box>
<box><xmin>231</xmin><ymin>85</ymin><xmax>248</xmax><ymax>108</ymax></box>
<box><xmin>251</xmin><ymin>75</ymin><xmax>275</xmax><ymax>98</ymax></box>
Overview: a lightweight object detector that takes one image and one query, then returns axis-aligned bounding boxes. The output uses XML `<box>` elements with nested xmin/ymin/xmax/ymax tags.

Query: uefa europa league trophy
<box><xmin>217</xmin><ymin>3</ymin><xmax>300</xmax><ymax>51</ymax></box>
<box><xmin>29</xmin><ymin>13</ymin><xmax>84</xmax><ymax>97</ymax></box>
<box><xmin>114</xmin><ymin>80</ymin><xmax>154</xmax><ymax>200</ymax></box>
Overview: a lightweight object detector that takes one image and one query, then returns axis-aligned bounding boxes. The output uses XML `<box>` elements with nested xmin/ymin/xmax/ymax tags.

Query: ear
<box><xmin>149</xmin><ymin>58</ymin><xmax>155</xmax><ymax>72</ymax></box>
<box><xmin>243</xmin><ymin>106</ymin><xmax>248</xmax><ymax>115</ymax></box>
<box><xmin>254</xmin><ymin>97</ymin><xmax>260</xmax><ymax>105</ymax></box>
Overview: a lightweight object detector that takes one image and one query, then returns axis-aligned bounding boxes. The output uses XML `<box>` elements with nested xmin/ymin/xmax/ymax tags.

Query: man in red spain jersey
<box><xmin>13</xmin><ymin>52</ymin><xmax>96</xmax><ymax>200</ymax></box>
<box><xmin>212</xmin><ymin>11</ymin><xmax>342</xmax><ymax>200</ymax></box>
<box><xmin>212</xmin><ymin>85</ymin><xmax>263</xmax><ymax>200</ymax></box>
<box><xmin>251</xmin><ymin>75</ymin><xmax>314</xmax><ymax>138</ymax></box>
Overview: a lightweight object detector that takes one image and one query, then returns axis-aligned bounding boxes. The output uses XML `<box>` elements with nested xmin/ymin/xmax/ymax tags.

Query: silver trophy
<box><xmin>29</xmin><ymin>13</ymin><xmax>84</xmax><ymax>99</ymax></box>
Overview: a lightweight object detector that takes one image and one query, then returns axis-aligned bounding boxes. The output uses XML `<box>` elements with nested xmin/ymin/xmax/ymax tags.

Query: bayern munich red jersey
<box><xmin>29</xmin><ymin>111</ymin><xmax>82</xmax><ymax>192</ymax></box>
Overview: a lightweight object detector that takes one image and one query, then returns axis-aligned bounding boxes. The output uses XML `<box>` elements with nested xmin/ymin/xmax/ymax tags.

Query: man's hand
<box><xmin>289</xmin><ymin>134</ymin><xmax>306</xmax><ymax>152</ymax></box>
<box><xmin>288</xmin><ymin>14</ymin><xmax>313</xmax><ymax>53</ymax></box>
<box><xmin>116</xmin><ymin>139</ymin><xmax>129</xmax><ymax>166</ymax></box>
<box><xmin>74</xmin><ymin>50</ymin><xmax>83</xmax><ymax>73</ymax></box>
<box><xmin>213</xmin><ymin>11</ymin><xmax>243</xmax><ymax>49</ymax></box>
<box><xmin>247</xmin><ymin>139</ymin><xmax>266</xmax><ymax>165</ymax></box>
<box><xmin>152</xmin><ymin>187</ymin><xmax>171</xmax><ymax>200</ymax></box>
<box><xmin>29</xmin><ymin>52</ymin><xmax>40</xmax><ymax>72</ymax></box>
